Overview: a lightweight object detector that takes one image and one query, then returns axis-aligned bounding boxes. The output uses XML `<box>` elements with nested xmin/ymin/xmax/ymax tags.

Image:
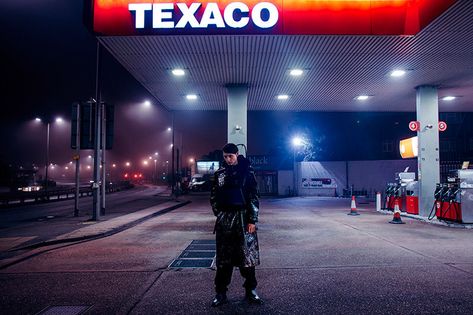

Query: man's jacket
<box><xmin>210</xmin><ymin>155</ymin><xmax>260</xmax><ymax>267</ymax></box>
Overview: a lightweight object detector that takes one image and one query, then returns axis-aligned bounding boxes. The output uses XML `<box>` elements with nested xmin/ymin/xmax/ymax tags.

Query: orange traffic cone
<box><xmin>347</xmin><ymin>196</ymin><xmax>360</xmax><ymax>216</ymax></box>
<box><xmin>389</xmin><ymin>198</ymin><xmax>405</xmax><ymax>224</ymax></box>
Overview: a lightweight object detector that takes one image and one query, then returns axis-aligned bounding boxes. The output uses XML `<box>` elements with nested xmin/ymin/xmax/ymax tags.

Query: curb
<box><xmin>377</xmin><ymin>209</ymin><xmax>473</xmax><ymax>229</ymax></box>
<box><xmin>10</xmin><ymin>200</ymin><xmax>191</xmax><ymax>251</ymax></box>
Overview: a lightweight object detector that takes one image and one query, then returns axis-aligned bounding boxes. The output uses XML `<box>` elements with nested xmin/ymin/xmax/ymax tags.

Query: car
<box><xmin>188</xmin><ymin>174</ymin><xmax>211</xmax><ymax>191</ymax></box>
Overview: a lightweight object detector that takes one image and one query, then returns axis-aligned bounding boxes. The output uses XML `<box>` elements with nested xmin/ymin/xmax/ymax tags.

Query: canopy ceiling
<box><xmin>98</xmin><ymin>0</ymin><xmax>473</xmax><ymax>112</ymax></box>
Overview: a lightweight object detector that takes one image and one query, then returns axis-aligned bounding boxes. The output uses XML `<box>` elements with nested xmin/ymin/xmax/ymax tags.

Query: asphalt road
<box><xmin>1</xmin><ymin>195</ymin><xmax>473</xmax><ymax>314</ymax></box>
<box><xmin>0</xmin><ymin>185</ymin><xmax>170</xmax><ymax>251</ymax></box>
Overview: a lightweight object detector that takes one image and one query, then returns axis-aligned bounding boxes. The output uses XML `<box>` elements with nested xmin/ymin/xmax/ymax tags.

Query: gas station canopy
<box><xmin>86</xmin><ymin>0</ymin><xmax>473</xmax><ymax>112</ymax></box>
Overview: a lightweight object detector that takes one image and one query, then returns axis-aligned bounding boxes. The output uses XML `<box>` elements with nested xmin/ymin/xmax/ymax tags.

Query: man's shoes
<box><xmin>211</xmin><ymin>293</ymin><xmax>228</xmax><ymax>307</ymax></box>
<box><xmin>246</xmin><ymin>289</ymin><xmax>264</xmax><ymax>304</ymax></box>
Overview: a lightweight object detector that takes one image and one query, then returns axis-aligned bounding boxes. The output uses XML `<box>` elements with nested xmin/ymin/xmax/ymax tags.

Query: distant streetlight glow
<box><xmin>186</xmin><ymin>94</ymin><xmax>198</xmax><ymax>100</ymax></box>
<box><xmin>155</xmin><ymin>152</ymin><xmax>159</xmax><ymax>156</ymax></box>
<box><xmin>112</xmin><ymin>164</ymin><xmax>117</xmax><ymax>168</ymax></box>
<box><xmin>390</xmin><ymin>69</ymin><xmax>406</xmax><ymax>77</ymax></box>
<box><xmin>167</xmin><ymin>127</ymin><xmax>172</xmax><ymax>132</ymax></box>
<box><xmin>277</xmin><ymin>94</ymin><xmax>289</xmax><ymax>100</ymax></box>
<box><xmin>290</xmin><ymin>69</ymin><xmax>304</xmax><ymax>76</ymax></box>
<box><xmin>125</xmin><ymin>162</ymin><xmax>131</xmax><ymax>167</ymax></box>
<box><xmin>35</xmin><ymin>117</ymin><xmax>42</xmax><ymax>122</ymax></box>
<box><xmin>172</xmin><ymin>68</ymin><xmax>185</xmax><ymax>76</ymax></box>
<box><xmin>144</xmin><ymin>100</ymin><xmax>151</xmax><ymax>107</ymax></box>
<box><xmin>55</xmin><ymin>117</ymin><xmax>63</xmax><ymax>123</ymax></box>
<box><xmin>189</xmin><ymin>158</ymin><xmax>194</xmax><ymax>163</ymax></box>
<box><xmin>143</xmin><ymin>160</ymin><xmax>149</xmax><ymax>166</ymax></box>
<box><xmin>442</xmin><ymin>96</ymin><xmax>456</xmax><ymax>101</ymax></box>
<box><xmin>356</xmin><ymin>95</ymin><xmax>370</xmax><ymax>101</ymax></box>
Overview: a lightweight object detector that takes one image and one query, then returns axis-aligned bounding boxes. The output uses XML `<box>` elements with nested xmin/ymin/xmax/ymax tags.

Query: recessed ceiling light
<box><xmin>172</xmin><ymin>69</ymin><xmax>185</xmax><ymax>76</ymax></box>
<box><xmin>277</xmin><ymin>94</ymin><xmax>289</xmax><ymax>100</ymax></box>
<box><xmin>355</xmin><ymin>95</ymin><xmax>370</xmax><ymax>101</ymax></box>
<box><xmin>186</xmin><ymin>94</ymin><xmax>198</xmax><ymax>100</ymax></box>
<box><xmin>390</xmin><ymin>69</ymin><xmax>407</xmax><ymax>77</ymax></box>
<box><xmin>442</xmin><ymin>96</ymin><xmax>456</xmax><ymax>101</ymax></box>
<box><xmin>289</xmin><ymin>69</ymin><xmax>304</xmax><ymax>76</ymax></box>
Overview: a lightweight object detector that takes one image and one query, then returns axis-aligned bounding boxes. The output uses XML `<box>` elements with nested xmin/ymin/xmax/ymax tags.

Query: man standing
<box><xmin>210</xmin><ymin>143</ymin><xmax>263</xmax><ymax>307</ymax></box>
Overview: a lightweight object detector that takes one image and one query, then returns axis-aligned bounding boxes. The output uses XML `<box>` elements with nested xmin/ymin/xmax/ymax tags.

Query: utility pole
<box><xmin>101</xmin><ymin>101</ymin><xmax>106</xmax><ymax>215</ymax></box>
<box><xmin>171</xmin><ymin>112</ymin><xmax>175</xmax><ymax>197</ymax></box>
<box><xmin>92</xmin><ymin>40</ymin><xmax>102</xmax><ymax>221</ymax></box>
<box><xmin>74</xmin><ymin>103</ymin><xmax>80</xmax><ymax>217</ymax></box>
<box><xmin>45</xmin><ymin>122</ymin><xmax>50</xmax><ymax>197</ymax></box>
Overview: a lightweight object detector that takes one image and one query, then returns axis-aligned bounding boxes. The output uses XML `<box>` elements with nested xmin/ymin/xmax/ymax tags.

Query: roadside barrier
<box><xmin>0</xmin><ymin>182</ymin><xmax>133</xmax><ymax>208</ymax></box>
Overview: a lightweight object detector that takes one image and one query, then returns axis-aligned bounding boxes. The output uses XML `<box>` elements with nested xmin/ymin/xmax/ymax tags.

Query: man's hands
<box><xmin>247</xmin><ymin>223</ymin><xmax>256</xmax><ymax>233</ymax></box>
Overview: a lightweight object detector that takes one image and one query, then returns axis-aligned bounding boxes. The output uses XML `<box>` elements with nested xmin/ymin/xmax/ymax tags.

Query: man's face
<box><xmin>223</xmin><ymin>153</ymin><xmax>238</xmax><ymax>166</ymax></box>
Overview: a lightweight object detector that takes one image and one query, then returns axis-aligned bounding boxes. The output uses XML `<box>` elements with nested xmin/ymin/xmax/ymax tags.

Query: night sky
<box><xmin>1</xmin><ymin>1</ymin><xmax>454</xmax><ymax>183</ymax></box>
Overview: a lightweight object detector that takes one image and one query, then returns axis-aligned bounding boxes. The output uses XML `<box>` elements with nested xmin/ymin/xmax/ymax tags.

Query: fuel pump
<box><xmin>437</xmin><ymin>184</ymin><xmax>461</xmax><ymax>222</ymax></box>
<box><xmin>383</xmin><ymin>184</ymin><xmax>394</xmax><ymax>210</ymax></box>
<box><xmin>429</xmin><ymin>169</ymin><xmax>473</xmax><ymax>223</ymax></box>
<box><xmin>429</xmin><ymin>184</ymin><xmax>447</xmax><ymax>220</ymax></box>
<box><xmin>383</xmin><ymin>183</ymin><xmax>400</xmax><ymax>211</ymax></box>
<box><xmin>405</xmin><ymin>181</ymin><xmax>419</xmax><ymax>215</ymax></box>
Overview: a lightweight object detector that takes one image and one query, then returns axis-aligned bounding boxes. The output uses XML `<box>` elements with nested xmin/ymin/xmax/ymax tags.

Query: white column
<box><xmin>227</xmin><ymin>85</ymin><xmax>248</xmax><ymax>154</ymax></box>
<box><xmin>416</xmin><ymin>86</ymin><xmax>440</xmax><ymax>217</ymax></box>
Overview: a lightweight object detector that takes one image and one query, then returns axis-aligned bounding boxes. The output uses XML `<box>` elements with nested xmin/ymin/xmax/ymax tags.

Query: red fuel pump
<box><xmin>429</xmin><ymin>169</ymin><xmax>473</xmax><ymax>224</ymax></box>
<box><xmin>405</xmin><ymin>181</ymin><xmax>419</xmax><ymax>215</ymax></box>
<box><xmin>436</xmin><ymin>184</ymin><xmax>461</xmax><ymax>222</ymax></box>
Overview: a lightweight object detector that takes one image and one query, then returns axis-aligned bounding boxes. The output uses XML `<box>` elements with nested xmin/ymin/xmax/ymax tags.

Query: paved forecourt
<box><xmin>1</xmin><ymin>195</ymin><xmax>473</xmax><ymax>314</ymax></box>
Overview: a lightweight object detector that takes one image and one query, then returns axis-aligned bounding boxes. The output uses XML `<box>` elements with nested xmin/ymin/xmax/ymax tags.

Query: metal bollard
<box><xmin>376</xmin><ymin>192</ymin><xmax>381</xmax><ymax>212</ymax></box>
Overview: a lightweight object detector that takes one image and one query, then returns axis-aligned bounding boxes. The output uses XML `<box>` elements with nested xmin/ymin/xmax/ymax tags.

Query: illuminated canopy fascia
<box><xmin>87</xmin><ymin>0</ymin><xmax>457</xmax><ymax>36</ymax></box>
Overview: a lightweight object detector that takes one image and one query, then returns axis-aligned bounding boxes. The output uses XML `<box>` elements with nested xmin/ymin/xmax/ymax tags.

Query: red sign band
<box><xmin>88</xmin><ymin>0</ymin><xmax>457</xmax><ymax>36</ymax></box>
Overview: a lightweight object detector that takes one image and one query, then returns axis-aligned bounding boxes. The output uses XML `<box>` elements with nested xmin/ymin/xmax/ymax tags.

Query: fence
<box><xmin>0</xmin><ymin>181</ymin><xmax>133</xmax><ymax>207</ymax></box>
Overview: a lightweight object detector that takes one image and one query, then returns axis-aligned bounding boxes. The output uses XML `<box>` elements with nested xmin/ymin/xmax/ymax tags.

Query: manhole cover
<box><xmin>36</xmin><ymin>305</ymin><xmax>91</xmax><ymax>315</ymax></box>
<box><xmin>191</xmin><ymin>239</ymin><xmax>215</xmax><ymax>245</ymax></box>
<box><xmin>179</xmin><ymin>251</ymin><xmax>216</xmax><ymax>259</ymax></box>
<box><xmin>170</xmin><ymin>259</ymin><xmax>213</xmax><ymax>268</ymax></box>
<box><xmin>185</xmin><ymin>244</ymin><xmax>216</xmax><ymax>251</ymax></box>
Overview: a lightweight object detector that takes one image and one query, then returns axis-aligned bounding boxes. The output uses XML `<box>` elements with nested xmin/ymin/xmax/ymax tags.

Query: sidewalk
<box><xmin>0</xmin><ymin>197</ymin><xmax>190</xmax><ymax>270</ymax></box>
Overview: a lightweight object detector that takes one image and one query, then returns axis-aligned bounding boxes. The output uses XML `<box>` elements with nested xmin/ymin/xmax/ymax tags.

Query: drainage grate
<box><xmin>185</xmin><ymin>244</ymin><xmax>216</xmax><ymax>251</ymax></box>
<box><xmin>36</xmin><ymin>305</ymin><xmax>91</xmax><ymax>315</ymax></box>
<box><xmin>170</xmin><ymin>239</ymin><xmax>216</xmax><ymax>268</ymax></box>
<box><xmin>191</xmin><ymin>239</ymin><xmax>216</xmax><ymax>245</ymax></box>
<box><xmin>179</xmin><ymin>251</ymin><xmax>216</xmax><ymax>259</ymax></box>
<box><xmin>170</xmin><ymin>259</ymin><xmax>213</xmax><ymax>268</ymax></box>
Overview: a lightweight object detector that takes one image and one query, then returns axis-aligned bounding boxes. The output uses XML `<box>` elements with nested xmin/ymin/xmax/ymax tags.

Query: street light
<box><xmin>35</xmin><ymin>116</ymin><xmax>63</xmax><ymax>192</ymax></box>
<box><xmin>189</xmin><ymin>158</ymin><xmax>195</xmax><ymax>177</ymax></box>
<box><xmin>154</xmin><ymin>159</ymin><xmax>158</xmax><ymax>184</ymax></box>
<box><xmin>292</xmin><ymin>136</ymin><xmax>304</xmax><ymax>196</ymax></box>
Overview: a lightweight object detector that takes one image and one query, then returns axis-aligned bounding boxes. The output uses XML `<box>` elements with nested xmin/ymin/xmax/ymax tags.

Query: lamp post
<box><xmin>45</xmin><ymin>122</ymin><xmax>50</xmax><ymax>192</ymax></box>
<box><xmin>153</xmin><ymin>152</ymin><xmax>159</xmax><ymax>184</ymax></box>
<box><xmin>292</xmin><ymin>136</ymin><xmax>304</xmax><ymax>196</ymax></box>
<box><xmin>35</xmin><ymin>117</ymin><xmax>63</xmax><ymax>193</ymax></box>
<box><xmin>189</xmin><ymin>158</ymin><xmax>195</xmax><ymax>177</ymax></box>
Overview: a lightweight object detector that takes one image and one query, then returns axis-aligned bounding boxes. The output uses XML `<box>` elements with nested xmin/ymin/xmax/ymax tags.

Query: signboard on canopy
<box><xmin>86</xmin><ymin>0</ymin><xmax>457</xmax><ymax>36</ymax></box>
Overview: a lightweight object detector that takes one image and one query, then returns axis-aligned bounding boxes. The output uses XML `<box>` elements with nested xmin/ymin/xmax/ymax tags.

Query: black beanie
<box><xmin>222</xmin><ymin>143</ymin><xmax>238</xmax><ymax>154</ymax></box>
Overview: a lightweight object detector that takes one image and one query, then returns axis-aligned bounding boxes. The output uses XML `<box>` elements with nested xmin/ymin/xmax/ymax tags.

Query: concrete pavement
<box><xmin>1</xmin><ymin>195</ymin><xmax>473</xmax><ymax>314</ymax></box>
